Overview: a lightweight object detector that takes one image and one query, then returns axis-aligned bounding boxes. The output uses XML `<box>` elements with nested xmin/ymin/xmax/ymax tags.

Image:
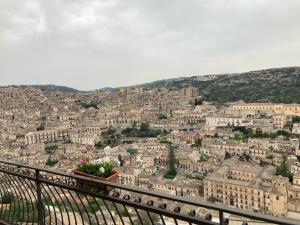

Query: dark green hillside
<box><xmin>198</xmin><ymin>67</ymin><xmax>300</xmax><ymax>103</ymax></box>
<box><xmin>139</xmin><ymin>67</ymin><xmax>300</xmax><ymax>103</ymax></box>
<box><xmin>2</xmin><ymin>85</ymin><xmax>80</xmax><ymax>93</ymax></box>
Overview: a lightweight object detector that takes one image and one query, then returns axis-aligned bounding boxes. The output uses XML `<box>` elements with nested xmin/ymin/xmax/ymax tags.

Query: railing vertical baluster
<box><xmin>146</xmin><ymin>211</ymin><xmax>155</xmax><ymax>225</ymax></box>
<box><xmin>121</xmin><ymin>204</ymin><xmax>134</xmax><ymax>225</ymax></box>
<box><xmin>103</xmin><ymin>199</ymin><xmax>117</xmax><ymax>225</ymax></box>
<box><xmin>0</xmin><ymin>160</ymin><xmax>299</xmax><ymax>225</ymax></box>
<box><xmin>112</xmin><ymin>202</ymin><xmax>125</xmax><ymax>225</ymax></box>
<box><xmin>133</xmin><ymin>208</ymin><xmax>144</xmax><ymax>225</ymax></box>
<box><xmin>0</xmin><ymin>174</ymin><xmax>10</xmax><ymax>222</ymax></box>
<box><xmin>219</xmin><ymin>210</ymin><xmax>224</xmax><ymax>225</ymax></box>
<box><xmin>103</xmin><ymin>184</ymin><xmax>108</xmax><ymax>196</ymax></box>
<box><xmin>173</xmin><ymin>218</ymin><xmax>178</xmax><ymax>225</ymax></box>
<box><xmin>35</xmin><ymin>169</ymin><xmax>44</xmax><ymax>225</ymax></box>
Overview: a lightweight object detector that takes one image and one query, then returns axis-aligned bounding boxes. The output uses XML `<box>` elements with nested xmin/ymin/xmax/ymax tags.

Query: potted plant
<box><xmin>72</xmin><ymin>159</ymin><xmax>119</xmax><ymax>191</ymax></box>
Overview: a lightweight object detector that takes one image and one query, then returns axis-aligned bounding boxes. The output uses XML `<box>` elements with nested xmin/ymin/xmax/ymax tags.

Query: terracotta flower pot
<box><xmin>72</xmin><ymin>168</ymin><xmax>119</xmax><ymax>192</ymax></box>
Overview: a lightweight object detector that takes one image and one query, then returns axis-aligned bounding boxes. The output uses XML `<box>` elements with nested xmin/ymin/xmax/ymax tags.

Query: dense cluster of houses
<box><xmin>1</xmin><ymin>86</ymin><xmax>300</xmax><ymax>218</ymax></box>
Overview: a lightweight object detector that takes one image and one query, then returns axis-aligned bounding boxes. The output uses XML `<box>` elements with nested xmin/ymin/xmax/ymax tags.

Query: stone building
<box><xmin>204</xmin><ymin>160</ymin><xmax>288</xmax><ymax>217</ymax></box>
<box><xmin>232</xmin><ymin>103</ymin><xmax>300</xmax><ymax>116</ymax></box>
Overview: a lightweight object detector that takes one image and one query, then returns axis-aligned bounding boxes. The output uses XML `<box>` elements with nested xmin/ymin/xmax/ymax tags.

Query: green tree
<box><xmin>292</xmin><ymin>116</ymin><xmax>300</xmax><ymax>123</ymax></box>
<box><xmin>276</xmin><ymin>155</ymin><xmax>293</xmax><ymax>182</ymax></box>
<box><xmin>127</xmin><ymin>148</ymin><xmax>138</xmax><ymax>155</ymax></box>
<box><xmin>283</xmin><ymin>121</ymin><xmax>293</xmax><ymax>131</ymax></box>
<box><xmin>45</xmin><ymin>158</ymin><xmax>59</xmax><ymax>166</ymax></box>
<box><xmin>118</xmin><ymin>155</ymin><xmax>124</xmax><ymax>166</ymax></box>
<box><xmin>94</xmin><ymin>141</ymin><xmax>104</xmax><ymax>149</ymax></box>
<box><xmin>239</xmin><ymin>152</ymin><xmax>251</xmax><ymax>162</ymax></box>
<box><xmin>198</xmin><ymin>153</ymin><xmax>209</xmax><ymax>162</ymax></box>
<box><xmin>194</xmin><ymin>98</ymin><xmax>203</xmax><ymax>106</ymax></box>
<box><xmin>158</xmin><ymin>114</ymin><xmax>167</xmax><ymax>120</ymax></box>
<box><xmin>132</xmin><ymin>121</ymin><xmax>138</xmax><ymax>128</ymax></box>
<box><xmin>81</xmin><ymin>102</ymin><xmax>99</xmax><ymax>109</ymax></box>
<box><xmin>1</xmin><ymin>192</ymin><xmax>14</xmax><ymax>204</ymax></box>
<box><xmin>224</xmin><ymin>151</ymin><xmax>231</xmax><ymax>160</ymax></box>
<box><xmin>101</xmin><ymin>127</ymin><xmax>121</xmax><ymax>147</ymax></box>
<box><xmin>140</xmin><ymin>122</ymin><xmax>150</xmax><ymax>131</ymax></box>
<box><xmin>164</xmin><ymin>145</ymin><xmax>177</xmax><ymax>179</ymax></box>
<box><xmin>16</xmin><ymin>134</ymin><xmax>25</xmax><ymax>139</ymax></box>
<box><xmin>36</xmin><ymin>123</ymin><xmax>45</xmax><ymax>131</ymax></box>
<box><xmin>121</xmin><ymin>122</ymin><xmax>162</xmax><ymax>138</ymax></box>
<box><xmin>277</xmin><ymin>130</ymin><xmax>291</xmax><ymax>138</ymax></box>
<box><xmin>255</xmin><ymin>128</ymin><xmax>263</xmax><ymax>136</ymax></box>
<box><xmin>44</xmin><ymin>145</ymin><xmax>58</xmax><ymax>154</ymax></box>
<box><xmin>234</xmin><ymin>134</ymin><xmax>242</xmax><ymax>141</ymax></box>
<box><xmin>192</xmin><ymin>138</ymin><xmax>202</xmax><ymax>148</ymax></box>
<box><xmin>246</xmin><ymin>128</ymin><xmax>254</xmax><ymax>137</ymax></box>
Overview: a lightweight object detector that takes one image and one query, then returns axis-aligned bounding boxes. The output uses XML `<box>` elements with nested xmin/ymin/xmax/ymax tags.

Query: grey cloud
<box><xmin>0</xmin><ymin>0</ymin><xmax>300</xmax><ymax>90</ymax></box>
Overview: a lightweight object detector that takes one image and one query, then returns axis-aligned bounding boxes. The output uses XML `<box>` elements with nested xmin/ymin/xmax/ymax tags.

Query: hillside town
<box><xmin>1</xmin><ymin>86</ymin><xmax>300</xmax><ymax>220</ymax></box>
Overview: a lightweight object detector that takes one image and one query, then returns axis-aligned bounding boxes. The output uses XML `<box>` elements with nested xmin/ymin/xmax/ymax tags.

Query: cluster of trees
<box><xmin>16</xmin><ymin>134</ymin><xmax>25</xmax><ymax>139</ymax></box>
<box><xmin>121</xmin><ymin>122</ymin><xmax>162</xmax><ymax>138</ymax></box>
<box><xmin>185</xmin><ymin>173</ymin><xmax>203</xmax><ymax>180</ymax></box>
<box><xmin>232</xmin><ymin>127</ymin><xmax>295</xmax><ymax>140</ymax></box>
<box><xmin>293</xmin><ymin>116</ymin><xmax>300</xmax><ymax>123</ymax></box>
<box><xmin>159</xmin><ymin>139</ymin><xmax>173</xmax><ymax>145</ymax></box>
<box><xmin>197</xmin><ymin>67</ymin><xmax>300</xmax><ymax>103</ymax></box>
<box><xmin>239</xmin><ymin>152</ymin><xmax>252</xmax><ymax>162</ymax></box>
<box><xmin>45</xmin><ymin>158</ymin><xmax>59</xmax><ymax>166</ymax></box>
<box><xmin>95</xmin><ymin>124</ymin><xmax>169</xmax><ymax>149</ymax></box>
<box><xmin>0</xmin><ymin>192</ymin><xmax>14</xmax><ymax>204</ymax></box>
<box><xmin>99</xmin><ymin>127</ymin><xmax>121</xmax><ymax>148</ymax></box>
<box><xmin>81</xmin><ymin>102</ymin><xmax>100</xmax><ymax>109</ymax></box>
<box><xmin>143</xmin><ymin>67</ymin><xmax>300</xmax><ymax>104</ymax></box>
<box><xmin>44</xmin><ymin>145</ymin><xmax>58</xmax><ymax>154</ymax></box>
<box><xmin>224</xmin><ymin>151</ymin><xmax>252</xmax><ymax>162</ymax></box>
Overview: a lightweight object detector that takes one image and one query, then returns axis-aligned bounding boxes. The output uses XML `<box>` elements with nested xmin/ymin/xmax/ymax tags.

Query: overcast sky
<box><xmin>1</xmin><ymin>0</ymin><xmax>300</xmax><ymax>90</ymax></box>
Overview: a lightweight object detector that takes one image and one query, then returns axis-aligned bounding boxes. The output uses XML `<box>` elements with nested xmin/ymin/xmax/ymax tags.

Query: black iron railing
<box><xmin>0</xmin><ymin>160</ymin><xmax>298</xmax><ymax>225</ymax></box>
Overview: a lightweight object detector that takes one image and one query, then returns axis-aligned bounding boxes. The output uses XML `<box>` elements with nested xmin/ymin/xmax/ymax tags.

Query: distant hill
<box><xmin>139</xmin><ymin>67</ymin><xmax>300</xmax><ymax>104</ymax></box>
<box><xmin>2</xmin><ymin>67</ymin><xmax>300</xmax><ymax>103</ymax></box>
<box><xmin>1</xmin><ymin>85</ymin><xmax>80</xmax><ymax>93</ymax></box>
<box><xmin>99</xmin><ymin>87</ymin><xmax>116</xmax><ymax>92</ymax></box>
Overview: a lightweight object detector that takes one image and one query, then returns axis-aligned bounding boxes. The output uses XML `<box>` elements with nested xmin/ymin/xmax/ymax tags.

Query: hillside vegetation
<box><xmin>1</xmin><ymin>85</ymin><xmax>80</xmax><ymax>93</ymax></box>
<box><xmin>141</xmin><ymin>67</ymin><xmax>300</xmax><ymax>104</ymax></box>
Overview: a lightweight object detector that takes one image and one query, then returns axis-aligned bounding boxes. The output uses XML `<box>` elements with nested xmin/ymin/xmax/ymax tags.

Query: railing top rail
<box><xmin>0</xmin><ymin>160</ymin><xmax>298</xmax><ymax>225</ymax></box>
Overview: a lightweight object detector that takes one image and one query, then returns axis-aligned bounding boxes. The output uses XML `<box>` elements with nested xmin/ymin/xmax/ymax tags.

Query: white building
<box><xmin>205</xmin><ymin>115</ymin><xmax>252</xmax><ymax>129</ymax></box>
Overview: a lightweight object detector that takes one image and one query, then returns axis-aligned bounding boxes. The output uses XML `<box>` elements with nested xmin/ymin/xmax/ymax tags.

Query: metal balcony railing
<box><xmin>0</xmin><ymin>160</ymin><xmax>298</xmax><ymax>225</ymax></box>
